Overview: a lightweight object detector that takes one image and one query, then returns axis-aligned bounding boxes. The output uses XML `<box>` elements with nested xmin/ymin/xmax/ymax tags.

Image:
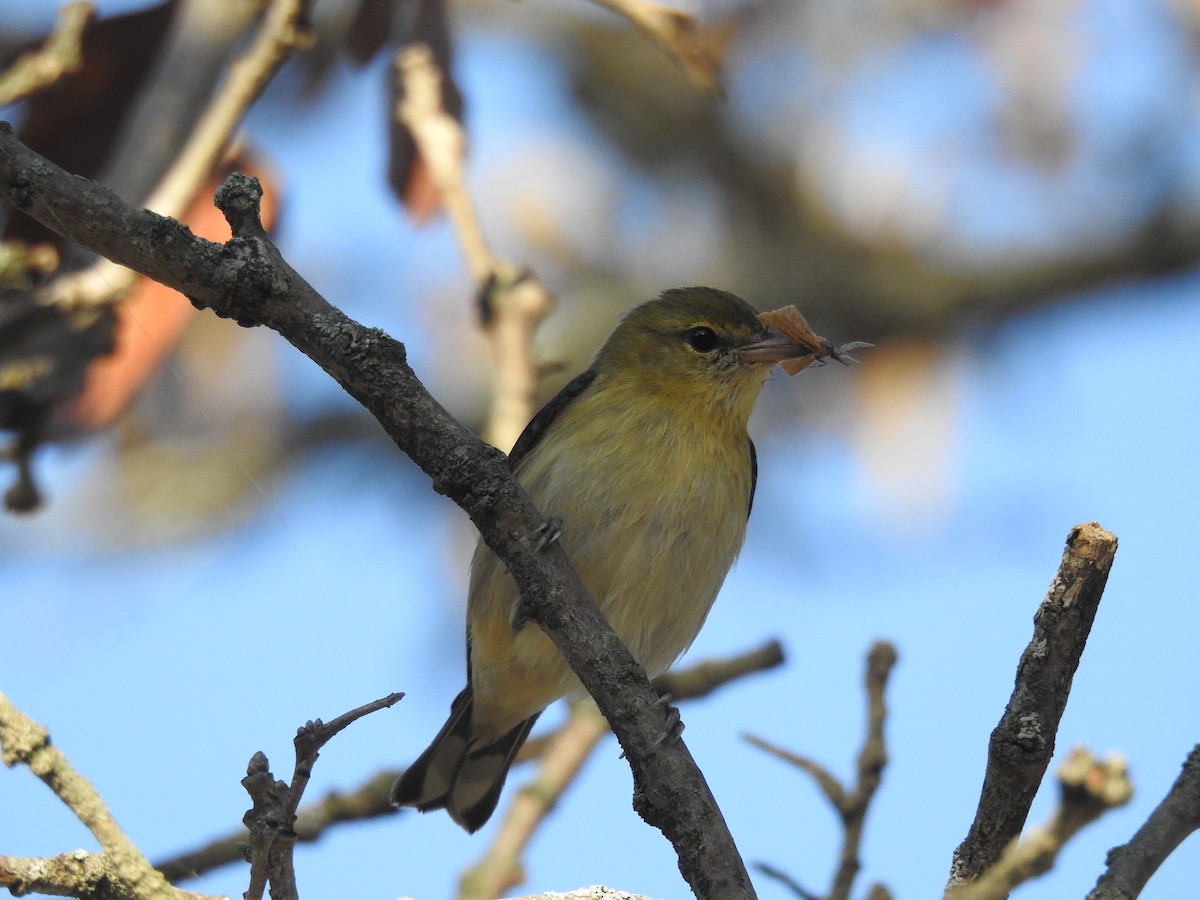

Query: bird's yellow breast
<box><xmin>466</xmin><ymin>375</ymin><xmax>755</xmax><ymax>740</ymax></box>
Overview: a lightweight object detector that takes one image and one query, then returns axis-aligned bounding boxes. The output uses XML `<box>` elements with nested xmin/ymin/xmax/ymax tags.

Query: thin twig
<box><xmin>241</xmin><ymin>693</ymin><xmax>402</xmax><ymax>900</ymax></box>
<box><xmin>947</xmin><ymin>747</ymin><xmax>1133</xmax><ymax>900</ymax></box>
<box><xmin>394</xmin><ymin>43</ymin><xmax>555</xmax><ymax>453</ymax></box>
<box><xmin>0</xmin><ymin>2</ymin><xmax>93</xmax><ymax>106</ymax></box>
<box><xmin>1087</xmin><ymin>744</ymin><xmax>1200</xmax><ymax>900</ymax></box>
<box><xmin>42</xmin><ymin>0</ymin><xmax>313</xmax><ymax>311</ymax></box>
<box><xmin>0</xmin><ymin>691</ymin><xmax>196</xmax><ymax>899</ymax></box>
<box><xmin>948</xmin><ymin>522</ymin><xmax>1118</xmax><ymax>887</ymax></box>
<box><xmin>156</xmin><ymin>641</ymin><xmax>784</xmax><ymax>885</ymax></box>
<box><xmin>746</xmin><ymin>641</ymin><xmax>898</xmax><ymax>900</ymax></box>
<box><xmin>586</xmin><ymin>0</ymin><xmax>727</xmax><ymax>92</ymax></box>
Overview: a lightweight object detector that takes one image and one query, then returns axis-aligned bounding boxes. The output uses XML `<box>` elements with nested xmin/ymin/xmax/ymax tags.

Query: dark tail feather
<box><xmin>391</xmin><ymin>687</ymin><xmax>539</xmax><ymax>833</ymax></box>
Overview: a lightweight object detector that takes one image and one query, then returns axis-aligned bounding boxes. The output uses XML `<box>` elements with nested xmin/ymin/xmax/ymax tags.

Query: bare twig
<box><xmin>241</xmin><ymin>693</ymin><xmax>403</xmax><ymax>900</ymax></box>
<box><xmin>947</xmin><ymin>747</ymin><xmax>1133</xmax><ymax>900</ymax></box>
<box><xmin>395</xmin><ymin>43</ymin><xmax>555</xmax><ymax>453</ymax></box>
<box><xmin>746</xmin><ymin>640</ymin><xmax>898</xmax><ymax>900</ymax></box>
<box><xmin>154</xmin><ymin>641</ymin><xmax>782</xmax><ymax>889</ymax></box>
<box><xmin>948</xmin><ymin>522</ymin><xmax>1118</xmax><ymax>887</ymax></box>
<box><xmin>0</xmin><ymin>691</ymin><xmax>214</xmax><ymax>900</ymax></box>
<box><xmin>0</xmin><ymin>2</ymin><xmax>93</xmax><ymax>106</ymax></box>
<box><xmin>1087</xmin><ymin>744</ymin><xmax>1200</xmax><ymax>900</ymax></box>
<box><xmin>586</xmin><ymin>0</ymin><xmax>728</xmax><ymax>92</ymax></box>
<box><xmin>43</xmin><ymin>0</ymin><xmax>313</xmax><ymax>311</ymax></box>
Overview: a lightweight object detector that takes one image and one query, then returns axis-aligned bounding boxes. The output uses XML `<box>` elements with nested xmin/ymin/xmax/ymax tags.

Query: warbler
<box><xmin>392</xmin><ymin>286</ymin><xmax>815</xmax><ymax>832</ymax></box>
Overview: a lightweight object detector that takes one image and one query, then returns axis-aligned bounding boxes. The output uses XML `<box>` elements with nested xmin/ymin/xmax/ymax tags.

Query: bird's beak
<box><xmin>736</xmin><ymin>329</ymin><xmax>815</xmax><ymax>365</ymax></box>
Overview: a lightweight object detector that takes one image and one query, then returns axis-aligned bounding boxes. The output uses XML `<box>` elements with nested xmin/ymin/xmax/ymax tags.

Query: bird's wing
<box><xmin>748</xmin><ymin>437</ymin><xmax>757</xmax><ymax>519</ymax></box>
<box><xmin>506</xmin><ymin>369</ymin><xmax>599</xmax><ymax>470</ymax></box>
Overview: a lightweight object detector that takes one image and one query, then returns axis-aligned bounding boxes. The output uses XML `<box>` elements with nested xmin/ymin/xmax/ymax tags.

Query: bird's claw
<box><xmin>619</xmin><ymin>694</ymin><xmax>685</xmax><ymax>759</ymax></box>
<box><xmin>650</xmin><ymin>693</ymin><xmax>685</xmax><ymax>748</ymax></box>
<box><xmin>533</xmin><ymin>516</ymin><xmax>563</xmax><ymax>552</ymax></box>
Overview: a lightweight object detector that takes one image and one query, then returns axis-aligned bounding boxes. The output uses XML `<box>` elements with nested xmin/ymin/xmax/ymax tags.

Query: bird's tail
<box><xmin>390</xmin><ymin>687</ymin><xmax>538</xmax><ymax>833</ymax></box>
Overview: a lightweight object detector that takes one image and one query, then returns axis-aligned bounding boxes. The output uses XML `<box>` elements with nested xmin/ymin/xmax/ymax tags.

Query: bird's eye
<box><xmin>683</xmin><ymin>326</ymin><xmax>719</xmax><ymax>353</ymax></box>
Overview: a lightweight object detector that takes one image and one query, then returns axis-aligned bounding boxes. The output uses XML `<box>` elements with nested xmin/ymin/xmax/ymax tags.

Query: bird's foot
<box><xmin>619</xmin><ymin>694</ymin><xmax>685</xmax><ymax>759</ymax></box>
<box><xmin>533</xmin><ymin>515</ymin><xmax>563</xmax><ymax>552</ymax></box>
<box><xmin>650</xmin><ymin>693</ymin><xmax>685</xmax><ymax>748</ymax></box>
<box><xmin>509</xmin><ymin>517</ymin><xmax>565</xmax><ymax>631</ymax></box>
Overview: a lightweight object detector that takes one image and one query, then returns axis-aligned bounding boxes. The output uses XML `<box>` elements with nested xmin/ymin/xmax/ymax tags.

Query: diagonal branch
<box><xmin>0</xmin><ymin>1</ymin><xmax>92</xmax><ymax>106</ymax></box>
<box><xmin>746</xmin><ymin>640</ymin><xmax>898</xmax><ymax>900</ymax></box>
<box><xmin>1087</xmin><ymin>744</ymin><xmax>1200</xmax><ymax>900</ymax></box>
<box><xmin>947</xmin><ymin>747</ymin><xmax>1133</xmax><ymax>900</ymax></box>
<box><xmin>0</xmin><ymin>691</ymin><xmax>213</xmax><ymax>899</ymax></box>
<box><xmin>948</xmin><ymin>522</ymin><xmax>1118</xmax><ymax>887</ymax></box>
<box><xmin>0</xmin><ymin>127</ymin><xmax>756</xmax><ymax>900</ymax></box>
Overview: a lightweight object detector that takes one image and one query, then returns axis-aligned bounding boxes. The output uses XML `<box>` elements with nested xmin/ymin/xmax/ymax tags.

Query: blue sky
<box><xmin>3</xmin><ymin>1</ymin><xmax>1199</xmax><ymax>898</ymax></box>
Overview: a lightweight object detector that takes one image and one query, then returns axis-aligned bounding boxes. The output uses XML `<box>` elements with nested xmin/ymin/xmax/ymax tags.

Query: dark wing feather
<box><xmin>507</xmin><ymin>369</ymin><xmax>599</xmax><ymax>470</ymax></box>
<box><xmin>747</xmin><ymin>437</ymin><xmax>757</xmax><ymax>519</ymax></box>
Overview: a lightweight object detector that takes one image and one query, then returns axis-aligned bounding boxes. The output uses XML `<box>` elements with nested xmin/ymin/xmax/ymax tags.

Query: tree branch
<box><xmin>241</xmin><ymin>693</ymin><xmax>403</xmax><ymax>900</ymax></box>
<box><xmin>1087</xmin><ymin>744</ymin><xmax>1200</xmax><ymax>900</ymax></box>
<box><xmin>947</xmin><ymin>747</ymin><xmax>1133</xmax><ymax>900</ymax></box>
<box><xmin>746</xmin><ymin>640</ymin><xmax>898</xmax><ymax>900</ymax></box>
<box><xmin>0</xmin><ymin>1</ymin><xmax>93</xmax><ymax>106</ymax></box>
<box><xmin>44</xmin><ymin>0</ymin><xmax>312</xmax><ymax>311</ymax></box>
<box><xmin>155</xmin><ymin>640</ymin><xmax>786</xmax><ymax>886</ymax></box>
<box><xmin>0</xmin><ymin>691</ymin><xmax>215</xmax><ymax>900</ymax></box>
<box><xmin>948</xmin><ymin>522</ymin><xmax>1118</xmax><ymax>887</ymax></box>
<box><xmin>0</xmin><ymin>127</ymin><xmax>757</xmax><ymax>900</ymax></box>
<box><xmin>395</xmin><ymin>42</ymin><xmax>555</xmax><ymax>453</ymax></box>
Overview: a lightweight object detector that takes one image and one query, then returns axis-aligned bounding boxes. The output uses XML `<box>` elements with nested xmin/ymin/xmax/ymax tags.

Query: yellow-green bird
<box><xmin>392</xmin><ymin>287</ymin><xmax>816</xmax><ymax>832</ymax></box>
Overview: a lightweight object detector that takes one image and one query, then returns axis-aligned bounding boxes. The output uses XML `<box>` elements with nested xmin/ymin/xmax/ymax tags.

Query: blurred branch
<box><xmin>746</xmin><ymin>640</ymin><xmax>898</xmax><ymax>900</ymax></box>
<box><xmin>1087</xmin><ymin>744</ymin><xmax>1200</xmax><ymax>900</ymax></box>
<box><xmin>43</xmin><ymin>0</ymin><xmax>313</xmax><ymax>312</ymax></box>
<box><xmin>0</xmin><ymin>1</ymin><xmax>93</xmax><ymax>106</ymax></box>
<box><xmin>395</xmin><ymin>42</ymin><xmax>555</xmax><ymax>452</ymax></box>
<box><xmin>0</xmin><ymin>691</ymin><xmax>214</xmax><ymax>899</ymax></box>
<box><xmin>586</xmin><ymin>0</ymin><xmax>726</xmax><ymax>92</ymax></box>
<box><xmin>947</xmin><ymin>747</ymin><xmax>1133</xmax><ymax>900</ymax></box>
<box><xmin>460</xmin><ymin>703</ymin><xmax>610</xmax><ymax>900</ymax></box>
<box><xmin>948</xmin><ymin>522</ymin><xmax>1118</xmax><ymax>888</ymax></box>
<box><xmin>462</xmin><ymin>639</ymin><xmax>787</xmax><ymax>900</ymax></box>
<box><xmin>241</xmin><ymin>693</ymin><xmax>403</xmax><ymax>900</ymax></box>
<box><xmin>156</xmin><ymin>640</ymin><xmax>785</xmax><ymax>886</ymax></box>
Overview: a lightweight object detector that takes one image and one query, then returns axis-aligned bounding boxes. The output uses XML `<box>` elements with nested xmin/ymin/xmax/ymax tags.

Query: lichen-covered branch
<box><xmin>0</xmin><ymin>691</ymin><xmax>215</xmax><ymax>900</ymax></box>
<box><xmin>947</xmin><ymin>747</ymin><xmax>1133</xmax><ymax>900</ymax></box>
<box><xmin>948</xmin><ymin>522</ymin><xmax>1117</xmax><ymax>887</ymax></box>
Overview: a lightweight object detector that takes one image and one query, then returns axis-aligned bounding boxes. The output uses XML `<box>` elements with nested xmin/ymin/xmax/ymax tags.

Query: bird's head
<box><xmin>592</xmin><ymin>287</ymin><xmax>813</xmax><ymax>421</ymax></box>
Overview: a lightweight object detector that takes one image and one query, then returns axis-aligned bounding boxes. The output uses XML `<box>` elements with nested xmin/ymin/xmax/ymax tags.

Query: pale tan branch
<box><xmin>0</xmin><ymin>2</ymin><xmax>93</xmax><ymax>106</ymax></box>
<box><xmin>43</xmin><ymin>0</ymin><xmax>312</xmax><ymax>311</ymax></box>
<box><xmin>947</xmin><ymin>747</ymin><xmax>1133</xmax><ymax>900</ymax></box>
<box><xmin>459</xmin><ymin>703</ymin><xmax>610</xmax><ymax>900</ymax></box>
<box><xmin>395</xmin><ymin>42</ymin><xmax>555</xmax><ymax>452</ymax></box>
<box><xmin>586</xmin><ymin>0</ymin><xmax>727</xmax><ymax>91</ymax></box>
<box><xmin>0</xmin><ymin>691</ymin><xmax>192</xmax><ymax>899</ymax></box>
